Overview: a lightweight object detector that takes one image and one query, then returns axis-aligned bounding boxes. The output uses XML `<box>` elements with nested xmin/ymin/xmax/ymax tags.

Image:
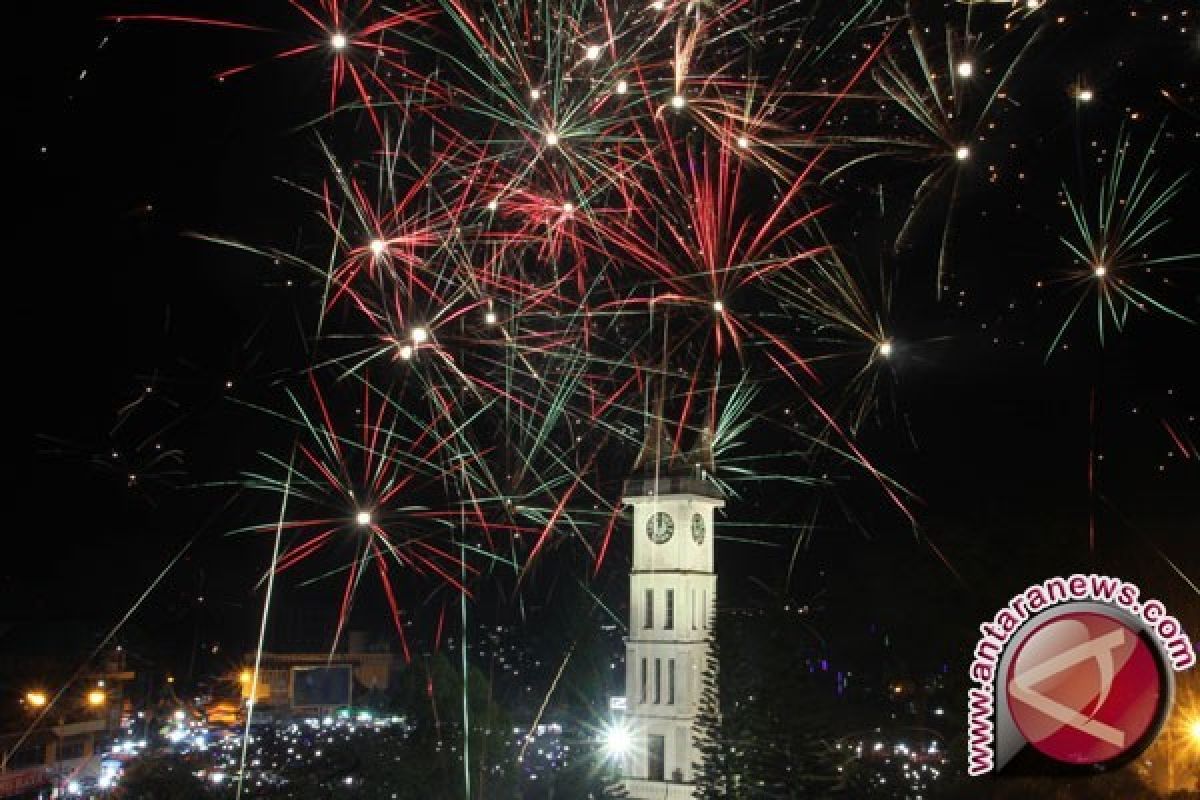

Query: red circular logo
<box><xmin>1005</xmin><ymin>611</ymin><xmax>1164</xmax><ymax>765</ymax></box>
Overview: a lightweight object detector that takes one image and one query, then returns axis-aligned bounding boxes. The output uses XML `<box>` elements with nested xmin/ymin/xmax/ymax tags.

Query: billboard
<box><xmin>291</xmin><ymin>665</ymin><xmax>353</xmax><ymax>708</ymax></box>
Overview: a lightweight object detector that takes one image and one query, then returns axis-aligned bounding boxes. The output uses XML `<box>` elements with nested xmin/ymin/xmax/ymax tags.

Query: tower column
<box><xmin>620</xmin><ymin>469</ymin><xmax>723</xmax><ymax>800</ymax></box>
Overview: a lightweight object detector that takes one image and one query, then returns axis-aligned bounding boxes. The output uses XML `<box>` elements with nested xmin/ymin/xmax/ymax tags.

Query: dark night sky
<box><xmin>10</xmin><ymin>1</ymin><xmax>1200</xmax><ymax>685</ymax></box>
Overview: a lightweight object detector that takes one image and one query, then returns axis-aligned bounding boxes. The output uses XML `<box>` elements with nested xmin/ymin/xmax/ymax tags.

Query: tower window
<box><xmin>654</xmin><ymin>658</ymin><xmax>662</xmax><ymax>704</ymax></box>
<box><xmin>644</xmin><ymin>588</ymin><xmax>654</xmax><ymax>629</ymax></box>
<box><xmin>668</xmin><ymin>658</ymin><xmax>676</xmax><ymax>704</ymax></box>
<box><xmin>640</xmin><ymin>658</ymin><xmax>647</xmax><ymax>704</ymax></box>
<box><xmin>665</xmin><ymin>589</ymin><xmax>674</xmax><ymax>629</ymax></box>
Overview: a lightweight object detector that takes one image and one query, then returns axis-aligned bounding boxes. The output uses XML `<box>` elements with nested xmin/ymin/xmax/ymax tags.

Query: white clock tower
<box><xmin>620</xmin><ymin>417</ymin><xmax>723</xmax><ymax>798</ymax></box>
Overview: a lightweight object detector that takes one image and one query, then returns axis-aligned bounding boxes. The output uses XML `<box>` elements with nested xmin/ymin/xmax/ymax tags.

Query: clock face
<box><xmin>646</xmin><ymin>511</ymin><xmax>674</xmax><ymax>544</ymax></box>
<box><xmin>691</xmin><ymin>513</ymin><xmax>705</xmax><ymax>544</ymax></box>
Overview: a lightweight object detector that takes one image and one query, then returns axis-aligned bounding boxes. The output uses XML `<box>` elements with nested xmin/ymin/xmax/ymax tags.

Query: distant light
<box><xmin>670</xmin><ymin>94</ymin><xmax>686</xmax><ymax>109</ymax></box>
<box><xmin>544</xmin><ymin>130</ymin><xmax>559</xmax><ymax>147</ymax></box>
<box><xmin>484</xmin><ymin>311</ymin><xmax>498</xmax><ymax>326</ymax></box>
<box><xmin>585</xmin><ymin>45</ymin><xmax>602</xmax><ymax>61</ymax></box>
<box><xmin>956</xmin><ymin>61</ymin><xmax>973</xmax><ymax>78</ymax></box>
<box><xmin>25</xmin><ymin>691</ymin><xmax>48</xmax><ymax>708</ymax></box>
<box><xmin>330</xmin><ymin>33</ymin><xmax>348</xmax><ymax>51</ymax></box>
<box><xmin>1094</xmin><ymin>264</ymin><xmax>1107</xmax><ymax>278</ymax></box>
<box><xmin>955</xmin><ymin>145</ymin><xmax>970</xmax><ymax>161</ymax></box>
<box><xmin>562</xmin><ymin>201</ymin><xmax>575</xmax><ymax>213</ymax></box>
<box><xmin>652</xmin><ymin>0</ymin><xmax>666</xmax><ymax>9</ymax></box>
<box><xmin>487</xmin><ymin>199</ymin><xmax>499</xmax><ymax>212</ymax></box>
<box><xmin>1026</xmin><ymin>0</ymin><xmax>1040</xmax><ymax>8</ymax></box>
<box><xmin>615</xmin><ymin>79</ymin><xmax>629</xmax><ymax>94</ymax></box>
<box><xmin>399</xmin><ymin>344</ymin><xmax>414</xmax><ymax>360</ymax></box>
<box><xmin>879</xmin><ymin>340</ymin><xmax>894</xmax><ymax>358</ymax></box>
<box><xmin>1077</xmin><ymin>88</ymin><xmax>1094</xmax><ymax>103</ymax></box>
<box><xmin>369</xmin><ymin>238</ymin><xmax>386</xmax><ymax>256</ymax></box>
<box><xmin>239</xmin><ymin>670</ymin><xmax>252</xmax><ymax>684</ymax></box>
<box><xmin>736</xmin><ymin>135</ymin><xmax>750</xmax><ymax>149</ymax></box>
<box><xmin>411</xmin><ymin>326</ymin><xmax>429</xmax><ymax>344</ymax></box>
<box><xmin>87</xmin><ymin>690</ymin><xmax>106</xmax><ymax>707</ymax></box>
<box><xmin>602</xmin><ymin>722</ymin><xmax>633</xmax><ymax>758</ymax></box>
<box><xmin>530</xmin><ymin>88</ymin><xmax>541</xmax><ymax>100</ymax></box>
<box><xmin>712</xmin><ymin>300</ymin><xmax>724</xmax><ymax>313</ymax></box>
<box><xmin>355</xmin><ymin>510</ymin><xmax>372</xmax><ymax>527</ymax></box>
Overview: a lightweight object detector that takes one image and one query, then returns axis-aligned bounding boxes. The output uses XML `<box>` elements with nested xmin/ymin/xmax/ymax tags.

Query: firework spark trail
<box><xmin>236</xmin><ymin>448</ymin><xmax>293</xmax><ymax>800</ymax></box>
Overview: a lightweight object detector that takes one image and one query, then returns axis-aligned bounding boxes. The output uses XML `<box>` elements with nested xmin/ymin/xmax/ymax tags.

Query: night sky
<box><xmin>12</xmin><ymin>0</ymin><xmax>1200</xmax><ymax>691</ymax></box>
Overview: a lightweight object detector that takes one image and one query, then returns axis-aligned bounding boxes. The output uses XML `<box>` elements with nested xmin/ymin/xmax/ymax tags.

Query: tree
<box><xmin>692</xmin><ymin>602</ymin><xmax>853</xmax><ymax>798</ymax></box>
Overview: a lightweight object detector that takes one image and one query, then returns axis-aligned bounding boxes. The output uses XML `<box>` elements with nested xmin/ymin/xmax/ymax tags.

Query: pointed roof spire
<box><xmin>633</xmin><ymin>384</ymin><xmax>675</xmax><ymax>473</ymax></box>
<box><xmin>688</xmin><ymin>423</ymin><xmax>716</xmax><ymax>476</ymax></box>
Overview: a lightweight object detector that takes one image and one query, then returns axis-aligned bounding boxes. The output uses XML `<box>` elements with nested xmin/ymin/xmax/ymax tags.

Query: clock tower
<box><xmin>620</xmin><ymin>415</ymin><xmax>723</xmax><ymax>798</ymax></box>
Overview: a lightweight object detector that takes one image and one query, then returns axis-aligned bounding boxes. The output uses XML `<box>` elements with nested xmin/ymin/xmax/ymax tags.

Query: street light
<box><xmin>87</xmin><ymin>690</ymin><xmax>106</xmax><ymax>708</ymax></box>
<box><xmin>25</xmin><ymin>691</ymin><xmax>48</xmax><ymax>708</ymax></box>
<box><xmin>601</xmin><ymin>721</ymin><xmax>633</xmax><ymax>760</ymax></box>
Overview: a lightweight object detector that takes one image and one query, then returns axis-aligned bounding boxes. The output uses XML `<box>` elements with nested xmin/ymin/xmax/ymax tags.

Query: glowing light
<box><xmin>239</xmin><ymin>670</ymin><xmax>252</xmax><ymax>684</ymax></box>
<box><xmin>484</xmin><ymin>311</ymin><xmax>498</xmax><ymax>326</ymax></box>
<box><xmin>411</xmin><ymin>327</ymin><xmax>429</xmax><ymax>344</ymax></box>
<box><xmin>670</xmin><ymin>94</ymin><xmax>686</xmax><ymax>110</ymax></box>
<box><xmin>955</xmin><ymin>145</ymin><xmax>971</xmax><ymax>161</ymax></box>
<box><xmin>369</xmin><ymin>238</ymin><xmax>386</xmax><ymax>256</ymax></box>
<box><xmin>1026</xmin><ymin>0</ymin><xmax>1041</xmax><ymax>8</ymax></box>
<box><xmin>712</xmin><ymin>300</ymin><xmax>724</xmax><ymax>313</ymax></box>
<box><xmin>651</xmin><ymin>0</ymin><xmax>666</xmax><ymax>9</ymax></box>
<box><xmin>585</xmin><ymin>45</ymin><xmax>602</xmax><ymax>61</ymax></box>
<box><xmin>87</xmin><ymin>690</ymin><xmax>106</xmax><ymax>707</ymax></box>
<box><xmin>1188</xmin><ymin>717</ymin><xmax>1200</xmax><ymax>744</ymax></box>
<box><xmin>355</xmin><ymin>510</ymin><xmax>372</xmax><ymax>526</ymax></box>
<box><xmin>487</xmin><ymin>199</ymin><xmax>499</xmax><ymax>212</ymax></box>
<box><xmin>615</xmin><ymin>80</ymin><xmax>629</xmax><ymax>94</ymax></box>
<box><xmin>530</xmin><ymin>88</ymin><xmax>541</xmax><ymax>100</ymax></box>
<box><xmin>398</xmin><ymin>344</ymin><xmax>414</xmax><ymax>360</ymax></box>
<box><xmin>602</xmin><ymin>722</ymin><xmax>633</xmax><ymax>758</ymax></box>
<box><xmin>330</xmin><ymin>33</ymin><xmax>348</xmax><ymax>51</ymax></box>
<box><xmin>1077</xmin><ymin>88</ymin><xmax>1094</xmax><ymax>103</ymax></box>
<box><xmin>1094</xmin><ymin>264</ymin><xmax>1107</xmax><ymax>278</ymax></box>
<box><xmin>956</xmin><ymin>61</ymin><xmax>973</xmax><ymax>78</ymax></box>
<box><xmin>25</xmin><ymin>691</ymin><xmax>48</xmax><ymax>708</ymax></box>
<box><xmin>562</xmin><ymin>201</ymin><xmax>575</xmax><ymax>213</ymax></box>
<box><xmin>737</xmin><ymin>135</ymin><xmax>750</xmax><ymax>149</ymax></box>
<box><xmin>879</xmin><ymin>340</ymin><xmax>894</xmax><ymax>358</ymax></box>
<box><xmin>544</xmin><ymin>131</ymin><xmax>560</xmax><ymax>147</ymax></box>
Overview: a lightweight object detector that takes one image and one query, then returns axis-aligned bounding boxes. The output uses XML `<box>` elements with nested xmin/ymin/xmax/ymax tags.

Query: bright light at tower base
<box><xmin>355</xmin><ymin>511</ymin><xmax>372</xmax><ymax>527</ymax></box>
<box><xmin>331</xmin><ymin>33</ymin><xmax>348</xmax><ymax>51</ymax></box>
<box><xmin>602</xmin><ymin>722</ymin><xmax>633</xmax><ymax>759</ymax></box>
<box><xmin>955</xmin><ymin>145</ymin><xmax>971</xmax><ymax>161</ymax></box>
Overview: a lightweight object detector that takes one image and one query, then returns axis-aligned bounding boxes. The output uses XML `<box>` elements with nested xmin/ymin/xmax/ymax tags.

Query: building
<box><xmin>620</xmin><ymin>415</ymin><xmax>723</xmax><ymax>799</ymax></box>
<box><xmin>238</xmin><ymin>632</ymin><xmax>396</xmax><ymax>716</ymax></box>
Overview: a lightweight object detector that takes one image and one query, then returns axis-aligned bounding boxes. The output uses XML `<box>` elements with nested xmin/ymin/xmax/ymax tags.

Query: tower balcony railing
<box><xmin>621</xmin><ymin>472</ymin><xmax>724</xmax><ymax>501</ymax></box>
